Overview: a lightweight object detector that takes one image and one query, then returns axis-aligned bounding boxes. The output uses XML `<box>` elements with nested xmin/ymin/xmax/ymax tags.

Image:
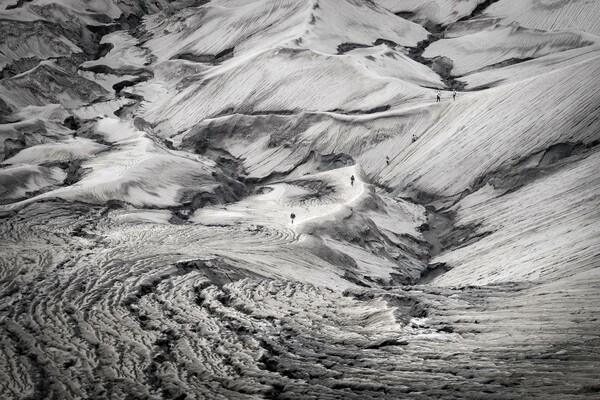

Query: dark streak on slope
<box><xmin>336</xmin><ymin>38</ymin><xmax>400</xmax><ymax>55</ymax></box>
<box><xmin>173</xmin><ymin>47</ymin><xmax>235</xmax><ymax>65</ymax></box>
<box><xmin>243</xmin><ymin>151</ymin><xmax>356</xmax><ymax>186</ymax></box>
<box><xmin>337</xmin><ymin>43</ymin><xmax>371</xmax><ymax>54</ymax></box>
<box><xmin>213</xmin><ymin>107</ymin><xmax>396</xmax><ymax>119</ymax></box>
<box><xmin>45</xmin><ymin>160</ymin><xmax>89</xmax><ymax>186</ymax></box>
<box><xmin>457</xmin><ymin>57</ymin><xmax>535</xmax><ymax>80</ymax></box>
<box><xmin>458</xmin><ymin>0</ymin><xmax>502</xmax><ymax>21</ymax></box>
<box><xmin>411</xmin><ymin>141</ymin><xmax>600</xmax><ymax>283</ymax></box>
<box><xmin>0</xmin><ymin>98</ymin><xmax>12</xmax><ymax>122</ymax></box>
<box><xmin>472</xmin><ymin>140</ymin><xmax>600</xmax><ymax>197</ymax></box>
<box><xmin>5</xmin><ymin>0</ymin><xmax>33</xmax><ymax>9</ymax></box>
<box><xmin>328</xmin><ymin>105</ymin><xmax>391</xmax><ymax>114</ymax></box>
<box><xmin>408</xmin><ymin>34</ymin><xmax>464</xmax><ymax>90</ymax></box>
<box><xmin>402</xmin><ymin>0</ymin><xmax>504</xmax><ymax>90</ymax></box>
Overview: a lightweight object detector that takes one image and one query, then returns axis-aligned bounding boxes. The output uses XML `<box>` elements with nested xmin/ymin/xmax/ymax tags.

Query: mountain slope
<box><xmin>0</xmin><ymin>0</ymin><xmax>599</xmax><ymax>399</ymax></box>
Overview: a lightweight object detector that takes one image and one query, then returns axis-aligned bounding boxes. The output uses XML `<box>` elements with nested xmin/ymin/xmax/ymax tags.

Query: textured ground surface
<box><xmin>1</xmin><ymin>0</ymin><xmax>599</xmax><ymax>399</ymax></box>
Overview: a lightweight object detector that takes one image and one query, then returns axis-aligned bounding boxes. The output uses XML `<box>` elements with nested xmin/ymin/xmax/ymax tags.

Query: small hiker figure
<box><xmin>412</xmin><ymin>134</ymin><xmax>418</xmax><ymax>143</ymax></box>
<box><xmin>290</xmin><ymin>213</ymin><xmax>296</xmax><ymax>224</ymax></box>
<box><xmin>386</xmin><ymin>156</ymin><xmax>390</xmax><ymax>165</ymax></box>
<box><xmin>350</xmin><ymin>175</ymin><xmax>355</xmax><ymax>186</ymax></box>
<box><xmin>436</xmin><ymin>90</ymin><xmax>441</xmax><ymax>103</ymax></box>
<box><xmin>453</xmin><ymin>89</ymin><xmax>456</xmax><ymax>101</ymax></box>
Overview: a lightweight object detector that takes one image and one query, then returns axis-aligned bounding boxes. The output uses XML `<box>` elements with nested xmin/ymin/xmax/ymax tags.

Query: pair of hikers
<box><xmin>290</xmin><ymin>175</ymin><xmax>356</xmax><ymax>223</ymax></box>
<box><xmin>437</xmin><ymin>89</ymin><xmax>457</xmax><ymax>102</ymax></box>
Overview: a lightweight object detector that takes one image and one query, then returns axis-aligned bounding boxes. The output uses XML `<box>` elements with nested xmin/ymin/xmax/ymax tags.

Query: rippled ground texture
<box><xmin>1</xmin><ymin>0</ymin><xmax>600</xmax><ymax>399</ymax></box>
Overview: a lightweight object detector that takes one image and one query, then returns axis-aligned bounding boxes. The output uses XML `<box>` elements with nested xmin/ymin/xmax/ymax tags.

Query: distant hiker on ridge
<box><xmin>412</xmin><ymin>134</ymin><xmax>418</xmax><ymax>143</ymax></box>
<box><xmin>436</xmin><ymin>90</ymin><xmax>441</xmax><ymax>103</ymax></box>
<box><xmin>350</xmin><ymin>175</ymin><xmax>355</xmax><ymax>186</ymax></box>
<box><xmin>386</xmin><ymin>156</ymin><xmax>390</xmax><ymax>165</ymax></box>
<box><xmin>453</xmin><ymin>89</ymin><xmax>457</xmax><ymax>101</ymax></box>
<box><xmin>290</xmin><ymin>213</ymin><xmax>296</xmax><ymax>224</ymax></box>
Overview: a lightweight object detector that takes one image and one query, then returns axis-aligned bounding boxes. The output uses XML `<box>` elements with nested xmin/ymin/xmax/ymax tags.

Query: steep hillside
<box><xmin>0</xmin><ymin>0</ymin><xmax>599</xmax><ymax>399</ymax></box>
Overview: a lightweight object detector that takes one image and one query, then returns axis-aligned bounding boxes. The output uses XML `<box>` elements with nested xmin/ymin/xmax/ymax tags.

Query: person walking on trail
<box><xmin>290</xmin><ymin>213</ymin><xmax>296</xmax><ymax>224</ymax></box>
<box><xmin>412</xmin><ymin>134</ymin><xmax>418</xmax><ymax>143</ymax></box>
<box><xmin>350</xmin><ymin>175</ymin><xmax>355</xmax><ymax>186</ymax></box>
<box><xmin>436</xmin><ymin>90</ymin><xmax>441</xmax><ymax>103</ymax></box>
<box><xmin>386</xmin><ymin>156</ymin><xmax>390</xmax><ymax>165</ymax></box>
<box><xmin>453</xmin><ymin>89</ymin><xmax>457</xmax><ymax>101</ymax></box>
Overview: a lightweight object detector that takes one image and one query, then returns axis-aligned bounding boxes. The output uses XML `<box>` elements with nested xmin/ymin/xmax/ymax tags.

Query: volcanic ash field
<box><xmin>1</xmin><ymin>0</ymin><xmax>599</xmax><ymax>399</ymax></box>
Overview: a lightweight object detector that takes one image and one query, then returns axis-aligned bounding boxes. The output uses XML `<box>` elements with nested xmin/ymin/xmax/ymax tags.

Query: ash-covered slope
<box><xmin>1</xmin><ymin>0</ymin><xmax>599</xmax><ymax>399</ymax></box>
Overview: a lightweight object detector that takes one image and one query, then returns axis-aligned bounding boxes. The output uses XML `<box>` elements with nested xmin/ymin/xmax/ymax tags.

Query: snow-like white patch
<box><xmin>0</xmin><ymin>164</ymin><xmax>65</xmax><ymax>200</ymax></box>
<box><xmin>375</xmin><ymin>0</ymin><xmax>485</xmax><ymax>25</ymax></box>
<box><xmin>424</xmin><ymin>23</ymin><xmax>596</xmax><ymax>76</ymax></box>
<box><xmin>145</xmin><ymin>0</ymin><xmax>427</xmax><ymax>63</ymax></box>
<box><xmin>78</xmin><ymin>70</ymin><xmax>139</xmax><ymax>92</ymax></box>
<box><xmin>460</xmin><ymin>44</ymin><xmax>600</xmax><ymax>89</ymax></box>
<box><xmin>145</xmin><ymin>0</ymin><xmax>310</xmax><ymax>61</ymax></box>
<box><xmin>299</xmin><ymin>0</ymin><xmax>428</xmax><ymax>53</ymax></box>
<box><xmin>346</xmin><ymin>45</ymin><xmax>444</xmax><ymax>87</ymax></box>
<box><xmin>0</xmin><ymin>117</ymin><xmax>220</xmax><ymax>209</ymax></box>
<box><xmin>2</xmin><ymin>138</ymin><xmax>107</xmax><ymax>165</ymax></box>
<box><xmin>147</xmin><ymin>46</ymin><xmax>431</xmax><ymax>134</ymax></box>
<box><xmin>14</xmin><ymin>104</ymin><xmax>69</xmax><ymax>121</ymax></box>
<box><xmin>193</xmin><ymin>165</ymin><xmax>367</xmax><ymax>232</ymax></box>
<box><xmin>111</xmin><ymin>209</ymin><xmax>174</xmax><ymax>224</ymax></box>
<box><xmin>432</xmin><ymin>150</ymin><xmax>600</xmax><ymax>286</ymax></box>
<box><xmin>70</xmin><ymin>98</ymin><xmax>134</xmax><ymax>120</ymax></box>
<box><xmin>82</xmin><ymin>31</ymin><xmax>150</xmax><ymax>71</ymax></box>
<box><xmin>484</xmin><ymin>0</ymin><xmax>600</xmax><ymax>36</ymax></box>
<box><xmin>379</xmin><ymin>50</ymin><xmax>600</xmax><ymax>197</ymax></box>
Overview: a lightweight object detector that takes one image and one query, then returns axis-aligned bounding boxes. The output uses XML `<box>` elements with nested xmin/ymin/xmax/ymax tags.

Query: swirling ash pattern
<box><xmin>0</xmin><ymin>196</ymin><xmax>415</xmax><ymax>399</ymax></box>
<box><xmin>1</xmin><ymin>200</ymin><xmax>598</xmax><ymax>399</ymax></box>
